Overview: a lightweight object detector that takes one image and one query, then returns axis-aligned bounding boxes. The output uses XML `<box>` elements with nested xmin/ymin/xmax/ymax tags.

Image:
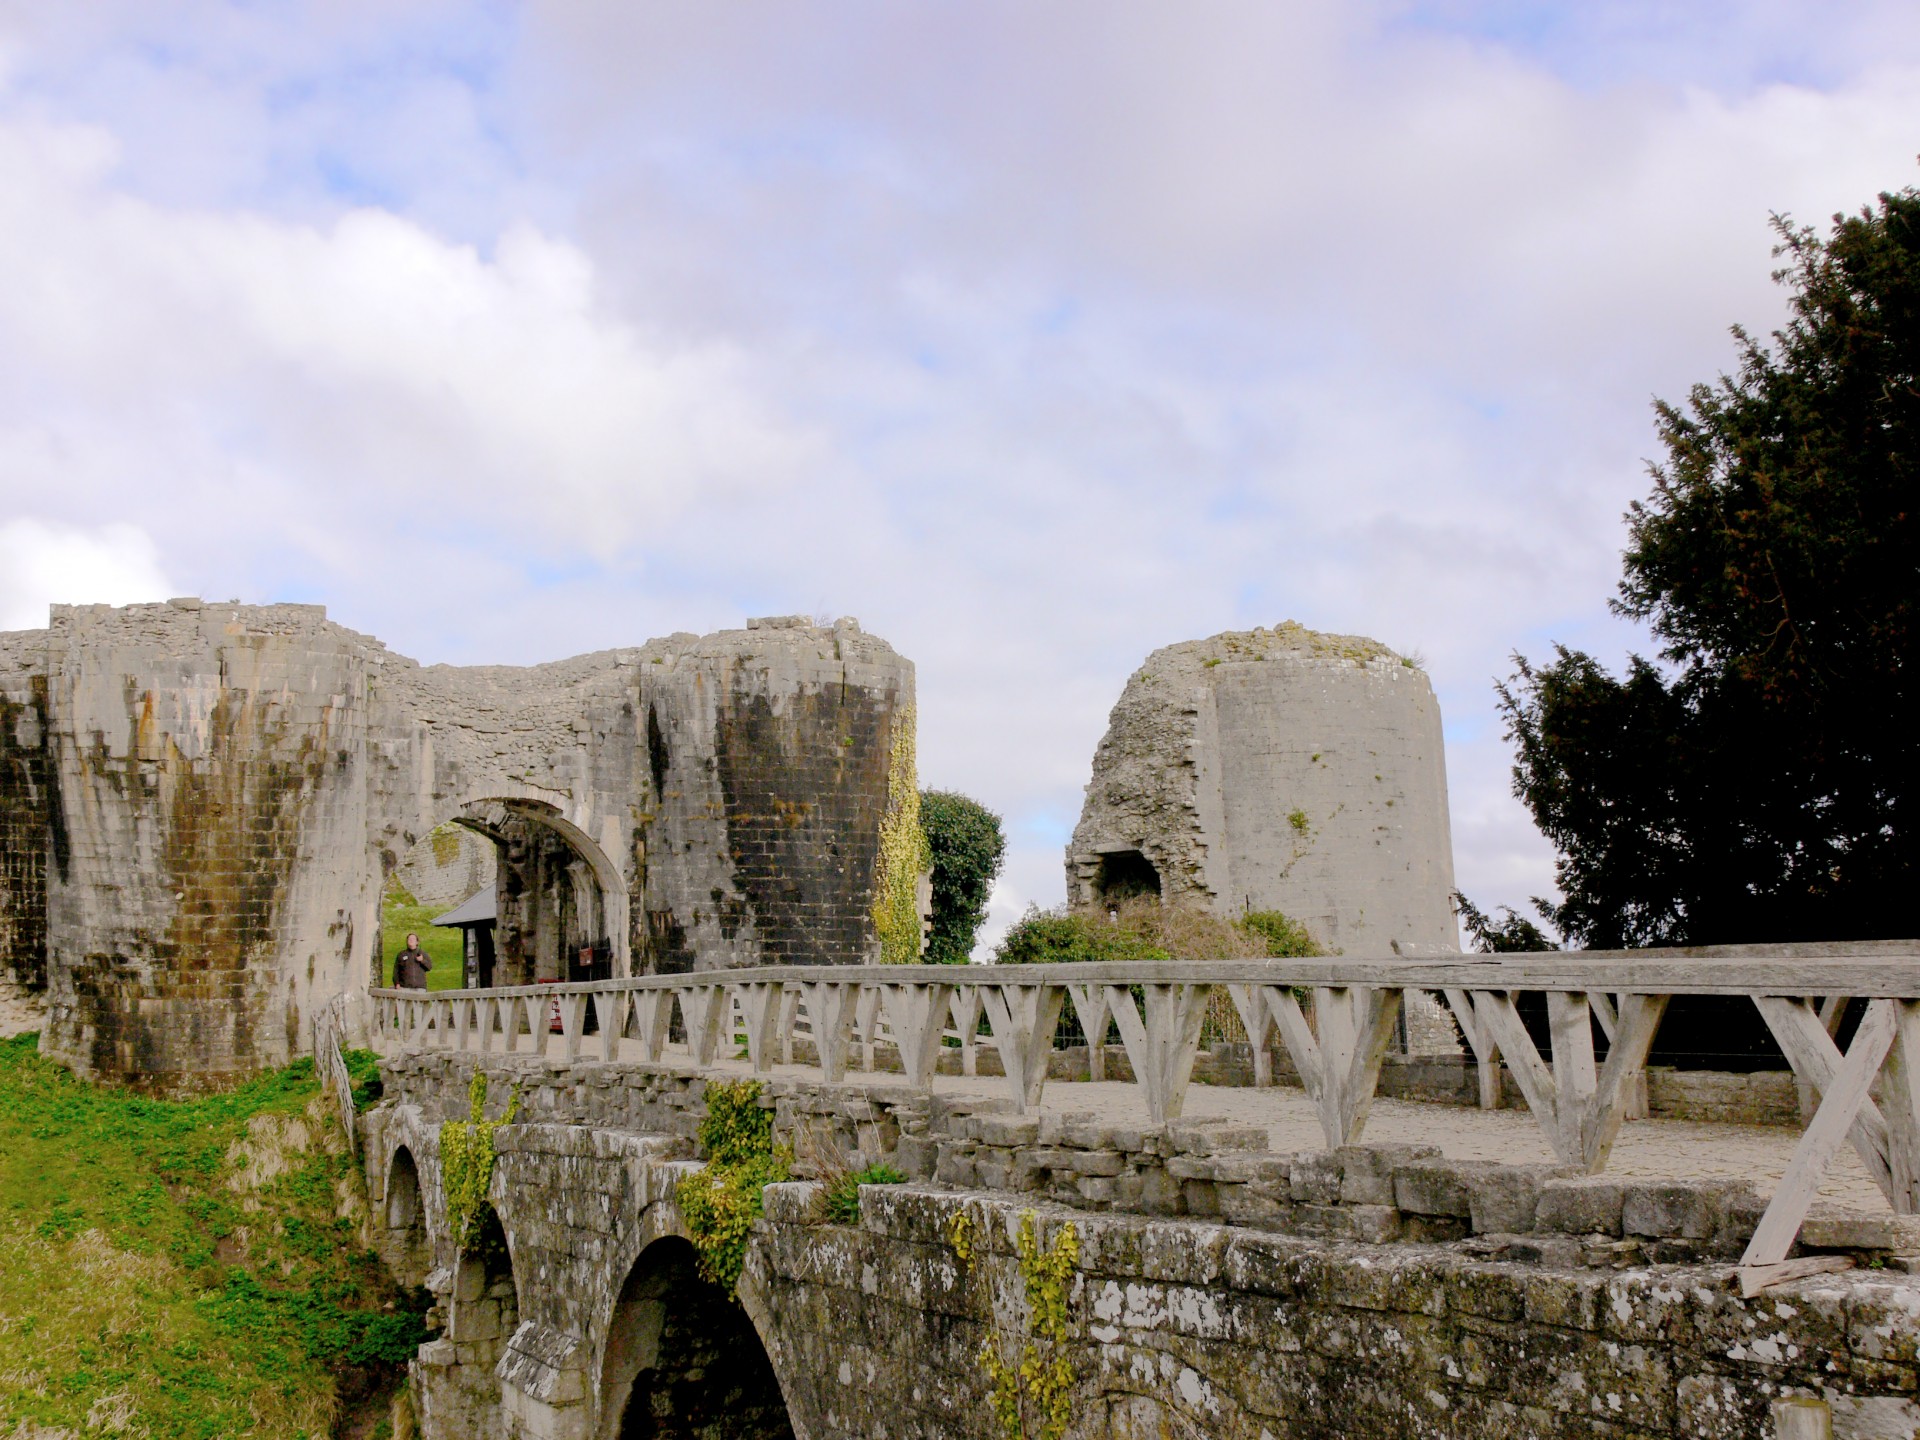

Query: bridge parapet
<box><xmin>362</xmin><ymin>1086</ymin><xmax>1920</xmax><ymax>1440</ymax></box>
<box><xmin>376</xmin><ymin>940</ymin><xmax>1920</xmax><ymax>1289</ymax></box>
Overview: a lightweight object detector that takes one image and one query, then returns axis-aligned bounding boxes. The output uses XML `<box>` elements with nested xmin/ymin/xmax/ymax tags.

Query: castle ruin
<box><xmin>1069</xmin><ymin>622</ymin><xmax>1458</xmax><ymax>954</ymax></box>
<box><xmin>0</xmin><ymin>600</ymin><xmax>914</xmax><ymax>1090</ymax></box>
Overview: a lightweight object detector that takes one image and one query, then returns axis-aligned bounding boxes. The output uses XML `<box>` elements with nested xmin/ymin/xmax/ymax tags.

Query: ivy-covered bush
<box><xmin>440</xmin><ymin>1073</ymin><xmax>521</xmax><ymax>1254</ymax></box>
<box><xmin>920</xmin><ymin>790</ymin><xmax>1006</xmax><ymax>963</ymax></box>
<box><xmin>677</xmin><ymin>1081</ymin><xmax>791</xmax><ymax>1294</ymax></box>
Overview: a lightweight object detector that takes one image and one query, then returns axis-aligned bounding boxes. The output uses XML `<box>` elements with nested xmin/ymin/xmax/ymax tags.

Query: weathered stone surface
<box><xmin>1801</xmin><ymin>1210</ymin><xmax>1920</xmax><ymax>1254</ymax></box>
<box><xmin>1465</xmin><ymin>1164</ymin><xmax>1558</xmax><ymax>1236</ymax></box>
<box><xmin>1065</xmin><ymin>623</ymin><xmax>1460</xmax><ymax>1051</ymax></box>
<box><xmin>366</xmin><ymin>1061</ymin><xmax>1920</xmax><ymax>1440</ymax></box>
<box><xmin>1623</xmin><ymin>1180</ymin><xmax>1731</xmax><ymax>1241</ymax></box>
<box><xmin>0</xmin><ymin>602</ymin><xmax>914</xmax><ymax>1087</ymax></box>
<box><xmin>1537</xmin><ymin>1176</ymin><xmax>1629</xmax><ymax>1237</ymax></box>
<box><xmin>1395</xmin><ymin>1160</ymin><xmax>1475</xmax><ymax>1219</ymax></box>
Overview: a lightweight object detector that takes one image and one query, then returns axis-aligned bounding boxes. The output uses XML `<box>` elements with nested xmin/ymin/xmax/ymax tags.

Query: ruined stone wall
<box><xmin>1070</xmin><ymin>624</ymin><xmax>1456</xmax><ymax>957</ymax></box>
<box><xmin>756</xmin><ymin>1184</ymin><xmax>1920</xmax><ymax>1440</ymax></box>
<box><xmin>13</xmin><ymin>600</ymin><xmax>911</xmax><ymax>1089</ymax></box>
<box><xmin>0</xmin><ymin>628</ymin><xmax>54</xmax><ymax>994</ymax></box>
<box><xmin>41</xmin><ymin>601</ymin><xmax>381</xmax><ymax>1087</ymax></box>
<box><xmin>637</xmin><ymin>615</ymin><xmax>904</xmax><ymax>970</ymax></box>
<box><xmin>393</xmin><ymin>825</ymin><xmax>495</xmax><ymax>912</ymax></box>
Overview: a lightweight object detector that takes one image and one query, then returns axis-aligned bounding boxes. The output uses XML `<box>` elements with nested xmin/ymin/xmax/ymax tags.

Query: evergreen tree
<box><xmin>1502</xmin><ymin>187</ymin><xmax>1919</xmax><ymax>946</ymax></box>
<box><xmin>919</xmin><ymin>790</ymin><xmax>1006</xmax><ymax>963</ymax></box>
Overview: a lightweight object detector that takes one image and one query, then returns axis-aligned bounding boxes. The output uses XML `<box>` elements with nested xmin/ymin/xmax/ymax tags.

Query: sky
<box><xmin>1</xmin><ymin>2</ymin><xmax>1916</xmax><ymax>952</ymax></box>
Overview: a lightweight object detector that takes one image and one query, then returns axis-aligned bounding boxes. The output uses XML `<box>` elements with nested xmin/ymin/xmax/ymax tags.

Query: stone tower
<box><xmin>1067</xmin><ymin>623</ymin><xmax>1457</xmax><ymax>957</ymax></box>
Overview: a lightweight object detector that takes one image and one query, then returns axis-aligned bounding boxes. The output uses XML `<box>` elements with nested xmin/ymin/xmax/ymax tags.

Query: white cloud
<box><xmin>0</xmin><ymin>110</ymin><xmax>810</xmax><ymax>580</ymax></box>
<box><xmin>0</xmin><ymin>518</ymin><xmax>172</xmax><ymax>630</ymax></box>
<box><xmin>1</xmin><ymin>3</ymin><xmax>1917</xmax><ymax>941</ymax></box>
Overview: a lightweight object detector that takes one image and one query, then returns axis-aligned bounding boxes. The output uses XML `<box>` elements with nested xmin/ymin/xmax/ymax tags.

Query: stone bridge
<box><xmin>356</xmin><ymin>944</ymin><xmax>1920</xmax><ymax>1440</ymax></box>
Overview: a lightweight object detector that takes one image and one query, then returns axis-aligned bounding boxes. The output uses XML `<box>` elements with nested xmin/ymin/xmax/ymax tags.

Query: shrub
<box><xmin>699</xmin><ymin>1078</ymin><xmax>776</xmax><ymax>1166</ymax></box>
<box><xmin>997</xmin><ymin>897</ymin><xmax>1322</xmax><ymax>964</ymax></box>
<box><xmin>439</xmin><ymin>1073</ymin><xmax>521</xmax><ymax>1255</ymax></box>
<box><xmin>342</xmin><ymin>1048</ymin><xmax>384</xmax><ymax>1112</ymax></box>
<box><xmin>679</xmin><ymin>1081</ymin><xmax>791</xmax><ymax>1294</ymax></box>
<box><xmin>1237</xmin><ymin>910</ymin><xmax>1322</xmax><ymax>957</ymax></box>
<box><xmin>921</xmin><ymin>790</ymin><xmax>1007</xmax><ymax>963</ymax></box>
<box><xmin>991</xmin><ymin>905</ymin><xmax>1171</xmax><ymax>965</ymax></box>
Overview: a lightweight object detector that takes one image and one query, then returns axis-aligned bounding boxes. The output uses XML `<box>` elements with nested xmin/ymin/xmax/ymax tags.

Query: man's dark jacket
<box><xmin>394</xmin><ymin>947</ymin><xmax>432</xmax><ymax>989</ymax></box>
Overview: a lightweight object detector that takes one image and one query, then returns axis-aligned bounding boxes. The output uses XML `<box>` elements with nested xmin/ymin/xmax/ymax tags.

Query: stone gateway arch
<box><xmin>0</xmin><ymin>600</ymin><xmax>914</xmax><ymax>1090</ymax></box>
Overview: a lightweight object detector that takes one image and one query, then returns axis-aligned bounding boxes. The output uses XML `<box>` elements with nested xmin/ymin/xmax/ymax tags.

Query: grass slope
<box><xmin>0</xmin><ymin>1035</ymin><xmax>425</xmax><ymax>1439</ymax></box>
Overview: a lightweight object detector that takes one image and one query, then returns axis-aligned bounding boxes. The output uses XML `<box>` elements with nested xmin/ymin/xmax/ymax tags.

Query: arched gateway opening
<box><xmin>379</xmin><ymin>797</ymin><xmax>631</xmax><ymax>991</ymax></box>
<box><xmin>598</xmin><ymin>1239</ymin><xmax>794</xmax><ymax>1440</ymax></box>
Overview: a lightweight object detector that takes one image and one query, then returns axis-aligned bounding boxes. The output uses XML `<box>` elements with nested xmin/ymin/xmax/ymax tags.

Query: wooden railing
<box><xmin>314</xmin><ymin>993</ymin><xmax>359</xmax><ymax>1158</ymax></box>
<box><xmin>369</xmin><ymin>941</ymin><xmax>1920</xmax><ymax>1283</ymax></box>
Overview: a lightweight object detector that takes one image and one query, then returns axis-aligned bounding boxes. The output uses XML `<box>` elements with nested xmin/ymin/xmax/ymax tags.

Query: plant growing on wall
<box><xmin>440</xmin><ymin>1072</ymin><xmax>521</xmax><ymax>1254</ymax></box>
<box><xmin>951</xmin><ymin>1208</ymin><xmax>1079</xmax><ymax>1440</ymax></box>
<box><xmin>821</xmin><ymin>1163</ymin><xmax>906</xmax><ymax>1225</ymax></box>
<box><xmin>677</xmin><ymin>1080</ymin><xmax>792</xmax><ymax>1295</ymax></box>
<box><xmin>872</xmin><ymin>703</ymin><xmax>930</xmax><ymax>963</ymax></box>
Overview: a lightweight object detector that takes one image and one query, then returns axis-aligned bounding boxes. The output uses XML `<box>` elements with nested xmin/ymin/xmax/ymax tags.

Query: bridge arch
<box><xmin>381</xmin><ymin>1144</ymin><xmax>431</xmax><ymax>1287</ymax></box>
<box><xmin>594</xmin><ymin>1235</ymin><xmax>796</xmax><ymax>1440</ymax></box>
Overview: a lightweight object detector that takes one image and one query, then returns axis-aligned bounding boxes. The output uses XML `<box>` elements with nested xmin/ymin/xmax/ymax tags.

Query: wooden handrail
<box><xmin>364</xmin><ymin>938</ymin><xmax>1920</xmax><ymax>1285</ymax></box>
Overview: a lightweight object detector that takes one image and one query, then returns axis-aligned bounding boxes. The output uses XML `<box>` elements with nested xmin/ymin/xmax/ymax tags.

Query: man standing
<box><xmin>394</xmin><ymin>932</ymin><xmax>432</xmax><ymax>989</ymax></box>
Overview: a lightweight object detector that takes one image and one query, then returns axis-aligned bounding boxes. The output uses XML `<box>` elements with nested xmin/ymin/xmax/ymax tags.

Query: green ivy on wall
<box><xmin>439</xmin><ymin>1072</ymin><xmax>522</xmax><ymax>1255</ymax></box>
<box><xmin>871</xmin><ymin>702</ymin><xmax>929</xmax><ymax>964</ymax></box>
<box><xmin>951</xmin><ymin>1207</ymin><xmax>1080</xmax><ymax>1440</ymax></box>
<box><xmin>677</xmin><ymin>1080</ymin><xmax>792</xmax><ymax>1296</ymax></box>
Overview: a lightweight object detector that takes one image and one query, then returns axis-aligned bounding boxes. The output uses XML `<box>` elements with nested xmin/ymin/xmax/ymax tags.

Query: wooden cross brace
<box><xmin>1741</xmin><ymin>997</ymin><xmax>1920</xmax><ymax>1282</ymax></box>
<box><xmin>799</xmin><ymin>982</ymin><xmax>858</xmax><ymax>1082</ymax></box>
<box><xmin>980</xmin><ymin>983</ymin><xmax>1066</xmax><ymax>1112</ymax></box>
<box><xmin>877</xmin><ymin>983</ymin><xmax>955</xmax><ymax>1089</ymax></box>
<box><xmin>1254</xmin><ymin>984</ymin><xmax>1402</xmax><ymax>1148</ymax></box>
<box><xmin>1076</xmin><ymin>982</ymin><xmax>1211</xmax><ymax>1125</ymax></box>
<box><xmin>1469</xmin><ymin>990</ymin><xmax>1667</xmax><ymax>1173</ymax></box>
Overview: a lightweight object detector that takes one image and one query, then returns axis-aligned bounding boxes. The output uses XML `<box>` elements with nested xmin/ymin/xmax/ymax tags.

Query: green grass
<box><xmin>0</xmin><ymin>1033</ymin><xmax>426</xmax><ymax>1438</ymax></box>
<box><xmin>380</xmin><ymin>890</ymin><xmax>468</xmax><ymax>991</ymax></box>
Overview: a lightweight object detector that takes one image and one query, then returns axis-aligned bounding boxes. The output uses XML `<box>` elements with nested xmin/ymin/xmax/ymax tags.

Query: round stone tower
<box><xmin>1067</xmin><ymin>622</ymin><xmax>1457</xmax><ymax>958</ymax></box>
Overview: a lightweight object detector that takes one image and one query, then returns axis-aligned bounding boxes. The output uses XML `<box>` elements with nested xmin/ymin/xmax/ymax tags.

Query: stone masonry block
<box><xmin>1801</xmin><ymin>1210</ymin><xmax>1920</xmax><ymax>1254</ymax></box>
<box><xmin>976</xmin><ymin>1115</ymin><xmax>1041</xmax><ymax>1147</ymax></box>
<box><xmin>761</xmin><ymin>1181</ymin><xmax>825</xmax><ymax>1226</ymax></box>
<box><xmin>1168</xmin><ymin>1119</ymin><xmax>1268</xmax><ymax>1155</ymax></box>
<box><xmin>1338</xmin><ymin>1143</ymin><xmax>1442</xmax><ymax>1205</ymax></box>
<box><xmin>1535</xmin><ymin>1177</ymin><xmax>1627</xmax><ymax>1237</ymax></box>
<box><xmin>1467</xmin><ymin>1165</ymin><xmax>1558</xmax><ymax>1236</ymax></box>
<box><xmin>1291</xmin><ymin>1152</ymin><xmax>1344</xmax><ymax>1205</ymax></box>
<box><xmin>1622</xmin><ymin>1181</ymin><xmax>1722</xmax><ymax>1240</ymax></box>
<box><xmin>1394</xmin><ymin>1160</ymin><xmax>1475</xmax><ymax>1219</ymax></box>
<box><xmin>893</xmin><ymin>1132</ymin><xmax>938</xmax><ymax>1180</ymax></box>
